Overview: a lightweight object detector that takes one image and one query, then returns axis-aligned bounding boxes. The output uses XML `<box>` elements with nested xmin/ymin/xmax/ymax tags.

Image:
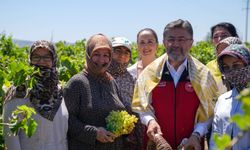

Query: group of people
<box><xmin>3</xmin><ymin>19</ymin><xmax>250</xmax><ymax>150</ymax></box>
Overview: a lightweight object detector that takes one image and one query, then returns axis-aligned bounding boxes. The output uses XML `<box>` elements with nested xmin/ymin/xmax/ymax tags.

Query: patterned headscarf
<box><xmin>218</xmin><ymin>44</ymin><xmax>250</xmax><ymax>91</ymax></box>
<box><xmin>85</xmin><ymin>34</ymin><xmax>113</xmax><ymax>81</ymax></box>
<box><xmin>29</xmin><ymin>40</ymin><xmax>62</xmax><ymax>121</ymax></box>
<box><xmin>108</xmin><ymin>60</ymin><xmax>129</xmax><ymax>78</ymax></box>
<box><xmin>215</xmin><ymin>37</ymin><xmax>242</xmax><ymax>56</ymax></box>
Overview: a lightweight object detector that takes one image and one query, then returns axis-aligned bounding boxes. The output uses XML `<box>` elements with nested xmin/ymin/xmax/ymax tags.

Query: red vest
<box><xmin>151</xmin><ymin>64</ymin><xmax>200</xmax><ymax>149</ymax></box>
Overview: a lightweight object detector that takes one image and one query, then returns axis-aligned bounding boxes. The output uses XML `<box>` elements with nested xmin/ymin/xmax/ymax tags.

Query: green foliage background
<box><xmin>0</xmin><ymin>34</ymin><xmax>250</xmax><ymax>149</ymax></box>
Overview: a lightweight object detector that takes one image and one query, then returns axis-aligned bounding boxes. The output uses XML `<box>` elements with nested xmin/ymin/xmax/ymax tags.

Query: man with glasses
<box><xmin>132</xmin><ymin>19</ymin><xmax>219</xmax><ymax>150</ymax></box>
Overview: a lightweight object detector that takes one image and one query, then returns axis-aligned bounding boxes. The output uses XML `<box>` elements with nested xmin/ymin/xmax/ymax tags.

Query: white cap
<box><xmin>111</xmin><ymin>37</ymin><xmax>132</xmax><ymax>53</ymax></box>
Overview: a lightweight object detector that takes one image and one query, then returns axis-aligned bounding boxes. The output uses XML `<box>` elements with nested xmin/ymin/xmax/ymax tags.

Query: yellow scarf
<box><xmin>132</xmin><ymin>53</ymin><xmax>220</xmax><ymax>122</ymax></box>
<box><xmin>206</xmin><ymin>59</ymin><xmax>227</xmax><ymax>94</ymax></box>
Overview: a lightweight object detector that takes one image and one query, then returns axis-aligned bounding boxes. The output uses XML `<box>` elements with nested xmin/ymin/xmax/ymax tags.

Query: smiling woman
<box><xmin>128</xmin><ymin>28</ymin><xmax>159</xmax><ymax>80</ymax></box>
<box><xmin>64</xmin><ymin>34</ymin><xmax>131</xmax><ymax>150</ymax></box>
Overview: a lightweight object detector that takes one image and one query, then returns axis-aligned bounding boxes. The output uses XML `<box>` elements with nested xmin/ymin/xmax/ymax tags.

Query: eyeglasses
<box><xmin>31</xmin><ymin>55</ymin><xmax>52</xmax><ymax>62</ymax></box>
<box><xmin>166</xmin><ymin>38</ymin><xmax>192</xmax><ymax>44</ymax></box>
<box><xmin>113</xmin><ymin>48</ymin><xmax>130</xmax><ymax>57</ymax></box>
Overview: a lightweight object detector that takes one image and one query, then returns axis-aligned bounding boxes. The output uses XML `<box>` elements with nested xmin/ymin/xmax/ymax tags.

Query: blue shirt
<box><xmin>210</xmin><ymin>88</ymin><xmax>250</xmax><ymax>150</ymax></box>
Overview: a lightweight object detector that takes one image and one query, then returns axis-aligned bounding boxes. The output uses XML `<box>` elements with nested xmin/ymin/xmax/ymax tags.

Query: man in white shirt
<box><xmin>132</xmin><ymin>19</ymin><xmax>219</xmax><ymax>150</ymax></box>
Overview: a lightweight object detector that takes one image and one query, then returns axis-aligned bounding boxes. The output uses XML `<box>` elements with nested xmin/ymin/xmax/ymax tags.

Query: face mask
<box><xmin>224</xmin><ymin>66</ymin><xmax>250</xmax><ymax>91</ymax></box>
<box><xmin>108</xmin><ymin>60</ymin><xmax>129</xmax><ymax>78</ymax></box>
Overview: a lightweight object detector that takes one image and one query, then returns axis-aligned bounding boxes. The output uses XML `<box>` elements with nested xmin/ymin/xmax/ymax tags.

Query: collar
<box><xmin>166</xmin><ymin>58</ymin><xmax>188</xmax><ymax>71</ymax></box>
<box><xmin>166</xmin><ymin>58</ymin><xmax>188</xmax><ymax>86</ymax></box>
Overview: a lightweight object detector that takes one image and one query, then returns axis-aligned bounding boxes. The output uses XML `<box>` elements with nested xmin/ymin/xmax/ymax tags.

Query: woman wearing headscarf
<box><xmin>207</xmin><ymin>37</ymin><xmax>242</xmax><ymax>93</ymax></box>
<box><xmin>3</xmin><ymin>40</ymin><xmax>68</xmax><ymax>150</ymax></box>
<box><xmin>108</xmin><ymin>36</ymin><xmax>134</xmax><ymax>108</ymax></box>
<box><xmin>210</xmin><ymin>44</ymin><xmax>250</xmax><ymax>149</ymax></box>
<box><xmin>107</xmin><ymin>37</ymin><xmax>144</xmax><ymax>150</ymax></box>
<box><xmin>64</xmin><ymin>34</ymin><xmax>127</xmax><ymax>150</ymax></box>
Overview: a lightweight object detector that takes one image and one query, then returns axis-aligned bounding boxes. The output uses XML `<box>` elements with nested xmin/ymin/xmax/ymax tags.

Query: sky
<box><xmin>0</xmin><ymin>0</ymin><xmax>249</xmax><ymax>44</ymax></box>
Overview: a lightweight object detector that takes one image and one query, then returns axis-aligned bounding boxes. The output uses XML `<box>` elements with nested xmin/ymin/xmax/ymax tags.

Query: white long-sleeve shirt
<box><xmin>3</xmin><ymin>98</ymin><xmax>68</xmax><ymax>150</ymax></box>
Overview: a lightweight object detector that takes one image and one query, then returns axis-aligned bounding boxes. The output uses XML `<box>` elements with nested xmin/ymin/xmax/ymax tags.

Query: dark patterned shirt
<box><xmin>114</xmin><ymin>70</ymin><xmax>135</xmax><ymax>108</ymax></box>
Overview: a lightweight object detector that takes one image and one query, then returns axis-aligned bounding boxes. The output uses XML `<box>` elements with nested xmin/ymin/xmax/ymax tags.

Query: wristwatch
<box><xmin>191</xmin><ymin>132</ymin><xmax>201</xmax><ymax>141</ymax></box>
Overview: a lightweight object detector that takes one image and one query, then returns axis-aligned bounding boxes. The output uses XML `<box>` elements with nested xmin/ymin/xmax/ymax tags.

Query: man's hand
<box><xmin>147</xmin><ymin>119</ymin><xmax>163</xmax><ymax>141</ymax></box>
<box><xmin>154</xmin><ymin>134</ymin><xmax>173</xmax><ymax>150</ymax></box>
<box><xmin>181</xmin><ymin>132</ymin><xmax>201</xmax><ymax>150</ymax></box>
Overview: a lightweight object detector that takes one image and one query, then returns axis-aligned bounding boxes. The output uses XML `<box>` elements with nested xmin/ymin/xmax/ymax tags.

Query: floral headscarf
<box><xmin>218</xmin><ymin>44</ymin><xmax>250</xmax><ymax>91</ymax></box>
<box><xmin>85</xmin><ymin>34</ymin><xmax>113</xmax><ymax>81</ymax></box>
<box><xmin>29</xmin><ymin>40</ymin><xmax>62</xmax><ymax>121</ymax></box>
<box><xmin>215</xmin><ymin>37</ymin><xmax>242</xmax><ymax>56</ymax></box>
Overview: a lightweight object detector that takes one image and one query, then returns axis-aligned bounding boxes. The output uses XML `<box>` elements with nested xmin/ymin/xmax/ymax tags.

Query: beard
<box><xmin>167</xmin><ymin>47</ymin><xmax>187</xmax><ymax>63</ymax></box>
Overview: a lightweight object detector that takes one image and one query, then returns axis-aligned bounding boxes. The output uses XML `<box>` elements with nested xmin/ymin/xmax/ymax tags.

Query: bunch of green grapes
<box><xmin>106</xmin><ymin>110</ymin><xmax>138</xmax><ymax>137</ymax></box>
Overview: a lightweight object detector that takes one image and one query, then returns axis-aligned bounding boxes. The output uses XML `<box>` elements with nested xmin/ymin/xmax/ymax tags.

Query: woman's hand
<box><xmin>96</xmin><ymin>127</ymin><xmax>116</xmax><ymax>143</ymax></box>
